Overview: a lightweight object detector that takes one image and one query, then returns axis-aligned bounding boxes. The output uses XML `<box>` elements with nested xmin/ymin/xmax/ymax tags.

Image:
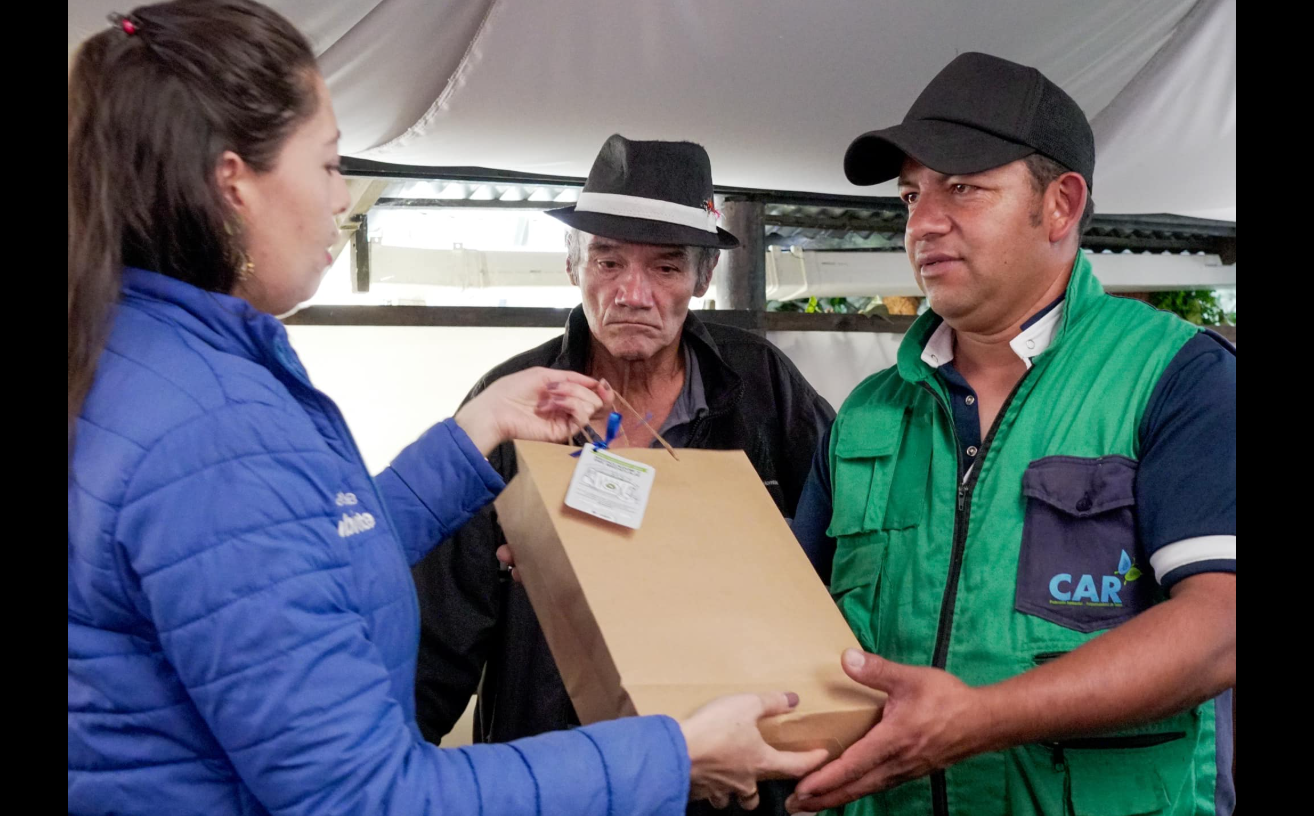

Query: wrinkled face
<box><xmin>229</xmin><ymin>74</ymin><xmax>350</xmax><ymax>315</ymax></box>
<box><xmin>571</xmin><ymin>234</ymin><xmax>711</xmax><ymax>361</ymax></box>
<box><xmin>898</xmin><ymin>157</ymin><xmax>1054</xmax><ymax>332</ymax></box>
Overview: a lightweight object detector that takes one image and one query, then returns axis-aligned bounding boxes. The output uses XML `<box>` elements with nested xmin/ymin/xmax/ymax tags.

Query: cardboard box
<box><xmin>494</xmin><ymin>440</ymin><xmax>885</xmax><ymax>756</ymax></box>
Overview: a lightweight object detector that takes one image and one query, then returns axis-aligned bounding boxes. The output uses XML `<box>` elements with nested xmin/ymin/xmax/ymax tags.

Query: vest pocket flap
<box><xmin>826</xmin><ymin>458</ymin><xmax>883</xmax><ymax>537</ymax></box>
<box><xmin>1021</xmin><ymin>455</ymin><xmax>1137</xmax><ymax>518</ymax></box>
<box><xmin>829</xmin><ymin>406</ymin><xmax>928</xmax><ymax>536</ymax></box>
<box><xmin>1067</xmin><ymin>751</ymin><xmax>1168</xmax><ymax>816</ymax></box>
<box><xmin>834</xmin><ymin>403</ymin><xmax>904</xmax><ymax>459</ymax></box>
<box><xmin>829</xmin><ymin>540</ymin><xmax>885</xmax><ymax>594</ymax></box>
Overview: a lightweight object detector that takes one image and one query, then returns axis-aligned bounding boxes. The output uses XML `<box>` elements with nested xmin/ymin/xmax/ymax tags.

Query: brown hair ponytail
<box><xmin>68</xmin><ymin>0</ymin><xmax>317</xmax><ymax>452</ymax></box>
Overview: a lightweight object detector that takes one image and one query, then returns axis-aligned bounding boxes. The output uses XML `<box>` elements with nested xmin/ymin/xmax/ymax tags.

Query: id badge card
<box><xmin>564</xmin><ymin>443</ymin><xmax>656</xmax><ymax>530</ymax></box>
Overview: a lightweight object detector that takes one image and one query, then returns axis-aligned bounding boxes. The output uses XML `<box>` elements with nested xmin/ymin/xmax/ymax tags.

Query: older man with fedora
<box><xmin>412</xmin><ymin>134</ymin><xmax>835</xmax><ymax>815</ymax></box>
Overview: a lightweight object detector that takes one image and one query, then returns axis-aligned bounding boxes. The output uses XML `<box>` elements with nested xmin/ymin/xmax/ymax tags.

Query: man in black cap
<box><xmin>412</xmin><ymin>134</ymin><xmax>835</xmax><ymax>815</ymax></box>
<box><xmin>786</xmin><ymin>53</ymin><xmax>1235</xmax><ymax>815</ymax></box>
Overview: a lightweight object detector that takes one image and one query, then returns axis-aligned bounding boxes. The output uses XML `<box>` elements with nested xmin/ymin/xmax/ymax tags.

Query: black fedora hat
<box><xmin>844</xmin><ymin>52</ymin><xmax>1095</xmax><ymax>190</ymax></box>
<box><xmin>547</xmin><ymin>134</ymin><xmax>740</xmax><ymax>249</ymax></box>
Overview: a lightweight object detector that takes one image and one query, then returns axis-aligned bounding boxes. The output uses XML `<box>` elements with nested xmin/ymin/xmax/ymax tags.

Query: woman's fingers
<box><xmin>536</xmin><ymin>383</ymin><xmax>603</xmax><ymax>436</ymax></box>
<box><xmin>536</xmin><ymin>369</ymin><xmax>614</xmax><ymax>416</ymax></box>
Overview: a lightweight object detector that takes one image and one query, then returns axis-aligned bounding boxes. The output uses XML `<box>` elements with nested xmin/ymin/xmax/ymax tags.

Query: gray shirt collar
<box><xmin>653</xmin><ymin>341</ymin><xmax>708</xmax><ymax>447</ymax></box>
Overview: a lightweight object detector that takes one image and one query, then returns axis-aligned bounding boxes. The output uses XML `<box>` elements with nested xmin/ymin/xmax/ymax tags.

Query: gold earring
<box><xmin>224</xmin><ymin>220</ymin><xmax>254</xmax><ymax>281</ymax></box>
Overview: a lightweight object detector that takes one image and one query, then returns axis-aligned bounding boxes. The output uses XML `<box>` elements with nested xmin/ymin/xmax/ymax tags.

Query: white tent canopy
<box><xmin>70</xmin><ymin>0</ymin><xmax>1235</xmax><ymax>221</ymax></box>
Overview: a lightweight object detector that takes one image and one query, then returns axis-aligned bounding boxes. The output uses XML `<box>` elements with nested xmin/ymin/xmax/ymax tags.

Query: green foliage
<box><xmin>1147</xmin><ymin>290</ymin><xmax>1236</xmax><ymax>326</ymax></box>
<box><xmin>767</xmin><ymin>296</ymin><xmax>875</xmax><ymax>314</ymax></box>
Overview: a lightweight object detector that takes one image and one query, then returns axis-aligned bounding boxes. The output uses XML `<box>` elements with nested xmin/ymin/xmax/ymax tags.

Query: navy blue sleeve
<box><xmin>1136</xmin><ymin>331</ymin><xmax>1236</xmax><ymax>590</ymax></box>
<box><xmin>793</xmin><ymin>422</ymin><xmax>838</xmax><ymax>585</ymax></box>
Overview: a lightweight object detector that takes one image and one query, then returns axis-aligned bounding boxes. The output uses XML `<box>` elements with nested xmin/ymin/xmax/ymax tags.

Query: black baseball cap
<box><xmin>844</xmin><ymin>52</ymin><xmax>1095</xmax><ymax>190</ymax></box>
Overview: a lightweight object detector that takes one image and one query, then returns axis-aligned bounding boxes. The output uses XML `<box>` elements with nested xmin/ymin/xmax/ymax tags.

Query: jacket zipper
<box><xmin>684</xmin><ymin>379</ymin><xmax>744</xmax><ymax>449</ymax></box>
<box><xmin>274</xmin><ymin>349</ymin><xmax>411</xmax><ymax>597</ymax></box>
<box><xmin>920</xmin><ymin>371</ymin><xmax>1031</xmax><ymax>816</ymax></box>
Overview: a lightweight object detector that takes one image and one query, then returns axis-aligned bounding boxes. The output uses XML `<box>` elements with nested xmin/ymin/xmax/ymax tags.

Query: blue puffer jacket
<box><xmin>68</xmin><ymin>269</ymin><xmax>690</xmax><ymax>816</ymax></box>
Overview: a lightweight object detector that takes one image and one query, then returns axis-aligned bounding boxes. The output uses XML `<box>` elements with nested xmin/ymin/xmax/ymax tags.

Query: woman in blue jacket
<box><xmin>67</xmin><ymin>3</ymin><xmax>828</xmax><ymax>814</ymax></box>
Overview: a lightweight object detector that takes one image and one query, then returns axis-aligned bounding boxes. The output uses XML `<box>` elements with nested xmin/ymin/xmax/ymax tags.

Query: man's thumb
<box><xmin>842</xmin><ymin>648</ymin><xmax>908</xmax><ymax>693</ymax></box>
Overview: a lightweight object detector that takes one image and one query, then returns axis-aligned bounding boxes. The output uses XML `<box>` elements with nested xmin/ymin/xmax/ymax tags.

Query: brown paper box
<box><xmin>494</xmin><ymin>440</ymin><xmax>885</xmax><ymax>757</ymax></box>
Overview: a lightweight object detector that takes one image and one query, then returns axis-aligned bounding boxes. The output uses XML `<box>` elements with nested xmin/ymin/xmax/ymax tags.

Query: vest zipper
<box><xmin>918</xmin><ymin>382</ymin><xmax>961</xmax><ymax>816</ymax></box>
<box><xmin>920</xmin><ymin>370</ymin><xmax>1031</xmax><ymax>816</ymax></box>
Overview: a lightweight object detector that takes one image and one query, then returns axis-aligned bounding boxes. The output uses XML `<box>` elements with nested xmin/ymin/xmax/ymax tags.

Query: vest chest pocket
<box><xmin>1015</xmin><ymin>455</ymin><xmax>1158</xmax><ymax>634</ymax></box>
<box><xmin>826</xmin><ymin>407</ymin><xmax>932</xmax><ymax>652</ymax></box>
<box><xmin>826</xmin><ymin>407</ymin><xmax>931</xmax><ymax>539</ymax></box>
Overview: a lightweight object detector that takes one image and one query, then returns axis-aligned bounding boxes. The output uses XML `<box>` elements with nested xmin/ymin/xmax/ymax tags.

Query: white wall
<box><xmin>284</xmin><ymin>325</ymin><xmax>902</xmax><ymax>471</ymax></box>
<box><xmin>765</xmin><ymin>331</ymin><xmax>901</xmax><ymax>412</ymax></box>
<box><xmin>285</xmin><ymin>325</ymin><xmax>562</xmax><ymax>472</ymax></box>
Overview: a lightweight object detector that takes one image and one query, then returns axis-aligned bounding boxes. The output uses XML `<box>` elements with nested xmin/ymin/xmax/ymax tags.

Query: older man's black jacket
<box><xmin>413</xmin><ymin>306</ymin><xmax>835</xmax><ymax>815</ymax></box>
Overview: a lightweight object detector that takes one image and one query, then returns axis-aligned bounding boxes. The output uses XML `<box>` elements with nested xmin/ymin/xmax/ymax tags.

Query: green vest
<box><xmin>826</xmin><ymin>255</ymin><xmax>1220</xmax><ymax>816</ymax></box>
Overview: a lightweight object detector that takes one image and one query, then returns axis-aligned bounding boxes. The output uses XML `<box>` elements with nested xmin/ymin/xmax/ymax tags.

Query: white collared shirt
<box><xmin>920</xmin><ymin>298</ymin><xmax>1065</xmax><ymax>372</ymax></box>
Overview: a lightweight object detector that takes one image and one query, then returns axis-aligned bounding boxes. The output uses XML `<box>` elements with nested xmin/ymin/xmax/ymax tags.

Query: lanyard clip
<box><xmin>572</xmin><ymin>411</ymin><xmax>623</xmax><ymax>457</ymax></box>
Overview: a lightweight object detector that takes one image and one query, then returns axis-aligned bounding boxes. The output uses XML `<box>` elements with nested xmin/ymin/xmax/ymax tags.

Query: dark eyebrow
<box><xmin>655</xmin><ymin>248</ymin><xmax>689</xmax><ymax>261</ymax></box>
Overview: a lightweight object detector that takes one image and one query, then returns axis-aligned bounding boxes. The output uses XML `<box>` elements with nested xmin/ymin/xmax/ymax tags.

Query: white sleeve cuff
<box><xmin>1149</xmin><ymin>535</ymin><xmax>1237</xmax><ymax>583</ymax></box>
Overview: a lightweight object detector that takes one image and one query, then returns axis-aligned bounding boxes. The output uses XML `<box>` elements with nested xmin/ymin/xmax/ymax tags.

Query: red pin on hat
<box><xmin>108</xmin><ymin>13</ymin><xmax>138</xmax><ymax>35</ymax></box>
